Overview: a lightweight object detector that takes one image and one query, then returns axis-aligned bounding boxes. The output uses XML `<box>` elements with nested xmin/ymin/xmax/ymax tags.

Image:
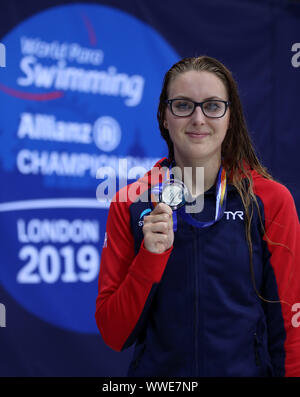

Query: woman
<box><xmin>95</xmin><ymin>56</ymin><xmax>300</xmax><ymax>377</ymax></box>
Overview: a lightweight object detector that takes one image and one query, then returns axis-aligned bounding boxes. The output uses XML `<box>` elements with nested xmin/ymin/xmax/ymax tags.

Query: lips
<box><xmin>186</xmin><ymin>131</ymin><xmax>210</xmax><ymax>138</ymax></box>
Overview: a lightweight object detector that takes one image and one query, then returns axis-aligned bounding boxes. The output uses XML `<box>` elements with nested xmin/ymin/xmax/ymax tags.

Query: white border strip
<box><xmin>0</xmin><ymin>198</ymin><xmax>110</xmax><ymax>212</ymax></box>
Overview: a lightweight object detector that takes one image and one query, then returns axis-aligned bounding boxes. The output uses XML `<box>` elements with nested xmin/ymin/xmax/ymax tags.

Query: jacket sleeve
<box><xmin>95</xmin><ymin>189</ymin><xmax>172</xmax><ymax>352</ymax></box>
<box><xmin>254</xmin><ymin>178</ymin><xmax>300</xmax><ymax>377</ymax></box>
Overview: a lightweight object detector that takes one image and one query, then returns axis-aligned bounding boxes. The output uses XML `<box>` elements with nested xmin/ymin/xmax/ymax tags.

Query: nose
<box><xmin>190</xmin><ymin>104</ymin><xmax>206</xmax><ymax>124</ymax></box>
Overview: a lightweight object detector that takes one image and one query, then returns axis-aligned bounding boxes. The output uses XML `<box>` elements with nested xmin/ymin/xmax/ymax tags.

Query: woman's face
<box><xmin>164</xmin><ymin>70</ymin><xmax>230</xmax><ymax>165</ymax></box>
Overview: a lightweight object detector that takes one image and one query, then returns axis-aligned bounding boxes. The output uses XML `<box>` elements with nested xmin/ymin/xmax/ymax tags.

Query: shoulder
<box><xmin>251</xmin><ymin>170</ymin><xmax>294</xmax><ymax>204</ymax></box>
<box><xmin>251</xmin><ymin>170</ymin><xmax>298</xmax><ymax>225</ymax></box>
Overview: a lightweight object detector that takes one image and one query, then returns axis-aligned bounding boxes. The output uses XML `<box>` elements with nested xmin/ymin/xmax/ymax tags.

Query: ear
<box><xmin>163</xmin><ymin>120</ymin><xmax>168</xmax><ymax>130</ymax></box>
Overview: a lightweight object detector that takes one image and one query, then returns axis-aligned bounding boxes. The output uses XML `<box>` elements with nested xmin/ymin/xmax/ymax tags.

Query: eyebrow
<box><xmin>172</xmin><ymin>95</ymin><xmax>225</xmax><ymax>101</ymax></box>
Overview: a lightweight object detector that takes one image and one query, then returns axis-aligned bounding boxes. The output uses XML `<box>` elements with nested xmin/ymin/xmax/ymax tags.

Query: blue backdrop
<box><xmin>0</xmin><ymin>0</ymin><xmax>299</xmax><ymax>377</ymax></box>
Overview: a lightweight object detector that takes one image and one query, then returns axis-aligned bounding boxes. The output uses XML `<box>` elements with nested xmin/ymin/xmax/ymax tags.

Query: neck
<box><xmin>172</xmin><ymin>155</ymin><xmax>222</xmax><ymax>197</ymax></box>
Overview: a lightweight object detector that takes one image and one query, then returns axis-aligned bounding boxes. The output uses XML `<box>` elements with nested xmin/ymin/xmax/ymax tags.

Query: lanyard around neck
<box><xmin>178</xmin><ymin>165</ymin><xmax>227</xmax><ymax>228</ymax></box>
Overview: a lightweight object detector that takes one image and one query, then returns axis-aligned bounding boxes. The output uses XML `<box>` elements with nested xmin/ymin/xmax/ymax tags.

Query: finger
<box><xmin>143</xmin><ymin>233</ymin><xmax>168</xmax><ymax>253</ymax></box>
<box><xmin>152</xmin><ymin>202</ymin><xmax>173</xmax><ymax>216</ymax></box>
<box><xmin>143</xmin><ymin>213</ymin><xmax>170</xmax><ymax>224</ymax></box>
<box><xmin>153</xmin><ymin>240</ymin><xmax>167</xmax><ymax>254</ymax></box>
<box><xmin>148</xmin><ymin>221</ymin><xmax>169</xmax><ymax>234</ymax></box>
<box><xmin>150</xmin><ymin>233</ymin><xmax>169</xmax><ymax>247</ymax></box>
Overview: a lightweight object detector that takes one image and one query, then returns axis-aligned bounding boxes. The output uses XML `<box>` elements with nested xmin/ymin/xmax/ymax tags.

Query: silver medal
<box><xmin>160</xmin><ymin>179</ymin><xmax>187</xmax><ymax>210</ymax></box>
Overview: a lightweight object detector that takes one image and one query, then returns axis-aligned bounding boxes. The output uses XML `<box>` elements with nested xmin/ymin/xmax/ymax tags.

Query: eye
<box><xmin>203</xmin><ymin>101</ymin><xmax>222</xmax><ymax>113</ymax></box>
<box><xmin>173</xmin><ymin>100</ymin><xmax>193</xmax><ymax>111</ymax></box>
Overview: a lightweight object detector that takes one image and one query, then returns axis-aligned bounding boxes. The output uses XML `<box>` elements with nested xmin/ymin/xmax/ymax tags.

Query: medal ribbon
<box><xmin>178</xmin><ymin>165</ymin><xmax>227</xmax><ymax>228</ymax></box>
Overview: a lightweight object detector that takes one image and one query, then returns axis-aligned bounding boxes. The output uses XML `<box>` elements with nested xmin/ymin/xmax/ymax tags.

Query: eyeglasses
<box><xmin>165</xmin><ymin>98</ymin><xmax>230</xmax><ymax>118</ymax></box>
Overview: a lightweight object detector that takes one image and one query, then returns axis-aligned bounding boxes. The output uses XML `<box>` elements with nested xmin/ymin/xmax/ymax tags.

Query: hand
<box><xmin>143</xmin><ymin>203</ymin><xmax>174</xmax><ymax>254</ymax></box>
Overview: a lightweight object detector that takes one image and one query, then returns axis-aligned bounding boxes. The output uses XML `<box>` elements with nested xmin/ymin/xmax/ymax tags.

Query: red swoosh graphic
<box><xmin>81</xmin><ymin>13</ymin><xmax>97</xmax><ymax>46</ymax></box>
<box><xmin>0</xmin><ymin>82</ymin><xmax>64</xmax><ymax>101</ymax></box>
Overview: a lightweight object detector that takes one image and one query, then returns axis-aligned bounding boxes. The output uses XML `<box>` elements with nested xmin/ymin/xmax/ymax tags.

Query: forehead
<box><xmin>168</xmin><ymin>70</ymin><xmax>228</xmax><ymax>99</ymax></box>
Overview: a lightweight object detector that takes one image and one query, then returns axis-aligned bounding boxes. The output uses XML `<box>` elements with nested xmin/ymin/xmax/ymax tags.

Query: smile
<box><xmin>185</xmin><ymin>132</ymin><xmax>210</xmax><ymax>138</ymax></box>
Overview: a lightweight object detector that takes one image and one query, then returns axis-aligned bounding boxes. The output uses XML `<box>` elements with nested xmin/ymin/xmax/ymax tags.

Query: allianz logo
<box><xmin>224</xmin><ymin>211</ymin><xmax>244</xmax><ymax>220</ymax></box>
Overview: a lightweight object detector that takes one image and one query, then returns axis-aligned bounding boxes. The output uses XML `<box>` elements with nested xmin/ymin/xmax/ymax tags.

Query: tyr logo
<box><xmin>224</xmin><ymin>211</ymin><xmax>244</xmax><ymax>220</ymax></box>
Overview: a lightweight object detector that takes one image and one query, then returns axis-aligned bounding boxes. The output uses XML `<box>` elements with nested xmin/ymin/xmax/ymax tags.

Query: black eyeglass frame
<box><xmin>165</xmin><ymin>98</ymin><xmax>231</xmax><ymax>118</ymax></box>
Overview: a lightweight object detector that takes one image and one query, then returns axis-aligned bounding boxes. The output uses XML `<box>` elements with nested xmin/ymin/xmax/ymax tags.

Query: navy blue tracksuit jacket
<box><xmin>96</xmin><ymin>158</ymin><xmax>300</xmax><ymax>377</ymax></box>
